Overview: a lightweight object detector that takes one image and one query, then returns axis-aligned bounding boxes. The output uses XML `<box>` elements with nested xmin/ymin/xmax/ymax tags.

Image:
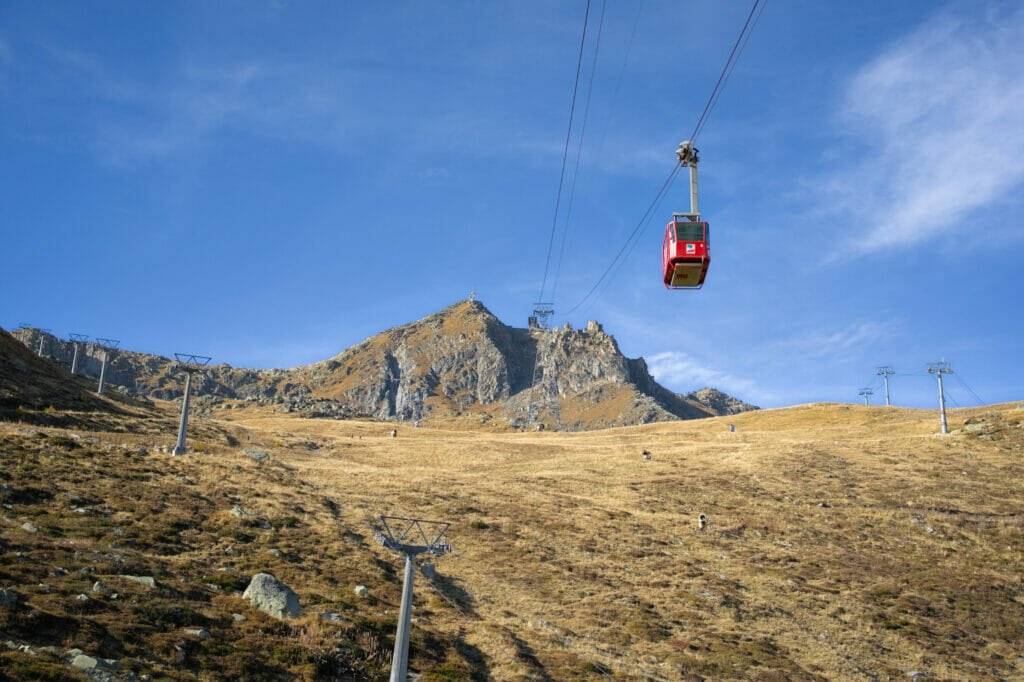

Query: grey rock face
<box><xmin>13</xmin><ymin>300</ymin><xmax>755</xmax><ymax>428</ymax></box>
<box><xmin>243</xmin><ymin>448</ymin><xmax>269</xmax><ymax>461</ymax></box>
<box><xmin>242</xmin><ymin>573</ymin><xmax>302</xmax><ymax>619</ymax></box>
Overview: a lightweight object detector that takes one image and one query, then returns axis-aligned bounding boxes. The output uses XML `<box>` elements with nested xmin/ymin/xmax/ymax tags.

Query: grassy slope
<box><xmin>2</xmin><ymin>398</ymin><xmax>1023</xmax><ymax>680</ymax></box>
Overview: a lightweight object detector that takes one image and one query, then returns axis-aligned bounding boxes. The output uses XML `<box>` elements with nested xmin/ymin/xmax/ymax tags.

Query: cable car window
<box><xmin>674</xmin><ymin>222</ymin><xmax>706</xmax><ymax>242</ymax></box>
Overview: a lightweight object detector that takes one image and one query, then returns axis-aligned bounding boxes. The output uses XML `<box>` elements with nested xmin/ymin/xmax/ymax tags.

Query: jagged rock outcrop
<box><xmin>11</xmin><ymin>300</ymin><xmax>757</xmax><ymax>429</ymax></box>
<box><xmin>685</xmin><ymin>387</ymin><xmax>759</xmax><ymax>416</ymax></box>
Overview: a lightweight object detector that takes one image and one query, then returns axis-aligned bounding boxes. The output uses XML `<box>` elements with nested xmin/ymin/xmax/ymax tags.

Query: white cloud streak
<box><xmin>816</xmin><ymin>5</ymin><xmax>1024</xmax><ymax>258</ymax></box>
<box><xmin>647</xmin><ymin>350</ymin><xmax>766</xmax><ymax>404</ymax></box>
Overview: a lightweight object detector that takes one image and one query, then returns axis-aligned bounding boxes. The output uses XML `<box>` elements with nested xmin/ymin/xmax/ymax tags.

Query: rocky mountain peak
<box><xmin>9</xmin><ymin>300</ymin><xmax>757</xmax><ymax>429</ymax></box>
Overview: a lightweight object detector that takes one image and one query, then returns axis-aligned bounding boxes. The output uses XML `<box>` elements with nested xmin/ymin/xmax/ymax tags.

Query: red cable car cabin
<box><xmin>663</xmin><ymin>216</ymin><xmax>710</xmax><ymax>289</ymax></box>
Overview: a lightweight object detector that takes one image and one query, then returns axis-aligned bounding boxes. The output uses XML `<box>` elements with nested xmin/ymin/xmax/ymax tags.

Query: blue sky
<box><xmin>2</xmin><ymin>1</ymin><xmax>1021</xmax><ymax>410</ymax></box>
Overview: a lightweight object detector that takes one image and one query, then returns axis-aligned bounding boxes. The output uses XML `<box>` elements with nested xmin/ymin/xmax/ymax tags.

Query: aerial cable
<box><xmin>696</xmin><ymin>0</ymin><xmax>767</xmax><ymax>142</ymax></box>
<box><xmin>592</xmin><ymin>0</ymin><xmax>645</xmax><ymax>160</ymax></box>
<box><xmin>564</xmin><ymin>163</ymin><xmax>681</xmax><ymax>314</ymax></box>
<box><xmin>952</xmin><ymin>372</ymin><xmax>985</xmax><ymax>405</ymax></box>
<box><xmin>564</xmin><ymin>0</ymin><xmax>764</xmax><ymax>315</ymax></box>
<box><xmin>538</xmin><ymin>0</ymin><xmax>593</xmax><ymax>305</ymax></box>
<box><xmin>552</xmin><ymin>0</ymin><xmax>608</xmax><ymax>305</ymax></box>
<box><xmin>689</xmin><ymin>0</ymin><xmax>764</xmax><ymax>145</ymax></box>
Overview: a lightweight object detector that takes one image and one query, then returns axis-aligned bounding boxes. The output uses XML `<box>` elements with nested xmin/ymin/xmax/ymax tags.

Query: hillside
<box><xmin>14</xmin><ymin>301</ymin><xmax>757</xmax><ymax>430</ymax></box>
<box><xmin>2</xmin><ymin>393</ymin><xmax>1022</xmax><ymax>679</ymax></box>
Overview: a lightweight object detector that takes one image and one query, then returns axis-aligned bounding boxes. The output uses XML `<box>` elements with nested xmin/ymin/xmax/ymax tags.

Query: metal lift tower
<box><xmin>172</xmin><ymin>353</ymin><xmax>211</xmax><ymax>456</ymax></box>
<box><xmin>876</xmin><ymin>366</ymin><xmax>894</xmax><ymax>406</ymax></box>
<box><xmin>858</xmin><ymin>388</ymin><xmax>873</xmax><ymax>406</ymax></box>
<box><xmin>375</xmin><ymin>516</ymin><xmax>451</xmax><ymax>682</ymax></box>
<box><xmin>94</xmin><ymin>338</ymin><xmax>120</xmax><ymax>395</ymax></box>
<box><xmin>69</xmin><ymin>334</ymin><xmax>89</xmax><ymax>375</ymax></box>
<box><xmin>927</xmin><ymin>362</ymin><xmax>952</xmax><ymax>434</ymax></box>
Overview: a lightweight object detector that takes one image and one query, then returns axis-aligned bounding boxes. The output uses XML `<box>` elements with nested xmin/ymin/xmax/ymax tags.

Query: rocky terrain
<box><xmin>3</xmin><ymin>322</ymin><xmax>1023</xmax><ymax>680</ymax></box>
<box><xmin>13</xmin><ymin>301</ymin><xmax>757</xmax><ymax>430</ymax></box>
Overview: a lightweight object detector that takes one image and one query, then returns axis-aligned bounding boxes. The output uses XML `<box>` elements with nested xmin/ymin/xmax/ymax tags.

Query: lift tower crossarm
<box><xmin>676</xmin><ymin>140</ymin><xmax>701</xmax><ymax>220</ymax></box>
<box><xmin>374</xmin><ymin>516</ymin><xmax>451</xmax><ymax>682</ymax></box>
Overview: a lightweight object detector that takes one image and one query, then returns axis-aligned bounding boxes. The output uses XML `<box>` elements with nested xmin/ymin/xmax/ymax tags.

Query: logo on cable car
<box><xmin>685</xmin><ymin>243</ymin><xmax>696</xmax><ymax>254</ymax></box>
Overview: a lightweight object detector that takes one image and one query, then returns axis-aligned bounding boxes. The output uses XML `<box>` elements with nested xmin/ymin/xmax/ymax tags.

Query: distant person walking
<box><xmin>729</xmin><ymin>423</ymin><xmax>735</xmax><ymax>432</ymax></box>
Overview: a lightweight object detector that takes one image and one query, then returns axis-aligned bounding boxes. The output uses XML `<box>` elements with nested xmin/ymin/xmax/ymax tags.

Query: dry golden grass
<box><xmin>2</xmin><ymin>399</ymin><xmax>1023</xmax><ymax>680</ymax></box>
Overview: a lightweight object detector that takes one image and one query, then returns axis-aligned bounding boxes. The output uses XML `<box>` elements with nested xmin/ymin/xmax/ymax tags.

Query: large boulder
<box><xmin>242</xmin><ymin>573</ymin><xmax>302</xmax><ymax>619</ymax></box>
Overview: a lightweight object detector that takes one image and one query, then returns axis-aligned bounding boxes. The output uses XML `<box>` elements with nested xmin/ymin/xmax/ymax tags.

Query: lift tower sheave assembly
<box><xmin>94</xmin><ymin>338</ymin><xmax>120</xmax><ymax>395</ymax></box>
<box><xmin>69</xmin><ymin>334</ymin><xmax>89</xmax><ymax>375</ymax></box>
<box><xmin>375</xmin><ymin>516</ymin><xmax>451</xmax><ymax>682</ymax></box>
<box><xmin>172</xmin><ymin>354</ymin><xmax>211</xmax><ymax>456</ymax></box>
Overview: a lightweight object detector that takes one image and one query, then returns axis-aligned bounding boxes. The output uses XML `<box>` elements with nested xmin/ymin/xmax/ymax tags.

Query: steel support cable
<box><xmin>551</xmin><ymin>0</ymin><xmax>608</xmax><ymax>306</ymax></box>
<box><xmin>591</xmin><ymin>0</ymin><xmax>646</xmax><ymax>161</ymax></box>
<box><xmin>324</xmin><ymin>457</ymin><xmax>622</xmax><ymax>680</ymax></box>
<box><xmin>564</xmin><ymin>0</ymin><xmax>764</xmax><ymax>315</ymax></box>
<box><xmin>696</xmin><ymin>0</ymin><xmax>767</xmax><ymax>143</ymax></box>
<box><xmin>539</xmin><ymin>0</ymin><xmax>593</xmax><ymax>304</ymax></box>
<box><xmin>688</xmin><ymin>0</ymin><xmax>764</xmax><ymax>145</ymax></box>
<box><xmin>564</xmin><ymin>163</ymin><xmax>682</xmax><ymax>315</ymax></box>
<box><xmin>952</xmin><ymin>372</ymin><xmax>986</xmax><ymax>406</ymax></box>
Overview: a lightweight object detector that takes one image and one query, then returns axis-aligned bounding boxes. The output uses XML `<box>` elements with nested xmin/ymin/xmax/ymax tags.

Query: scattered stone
<box><xmin>964</xmin><ymin>423</ymin><xmax>991</xmax><ymax>432</ymax></box>
<box><xmin>0</xmin><ymin>588</ymin><xmax>16</xmax><ymax>607</ymax></box>
<box><xmin>21</xmin><ymin>522</ymin><xmax>39</xmax><ymax>533</ymax></box>
<box><xmin>242</xmin><ymin>573</ymin><xmax>303</xmax><ymax>619</ymax></box>
<box><xmin>231</xmin><ymin>613</ymin><xmax>247</xmax><ymax>623</ymax></box>
<box><xmin>76</xmin><ymin>594</ymin><xmax>90</xmax><ymax>602</ymax></box>
<box><xmin>354</xmin><ymin>585</ymin><xmax>369</xmax><ymax>598</ymax></box>
<box><xmin>70</xmin><ymin>653</ymin><xmax>121</xmax><ymax>671</ymax></box>
<box><xmin>91</xmin><ymin>581</ymin><xmax>114</xmax><ymax>596</ymax></box>
<box><xmin>243</xmin><ymin>448</ymin><xmax>270</xmax><ymax>462</ymax></box>
<box><xmin>113</xmin><ymin>528</ymin><xmax>125</xmax><ymax>537</ymax></box>
<box><xmin>267</xmin><ymin>548</ymin><xmax>284</xmax><ymax>558</ymax></box>
<box><xmin>907</xmin><ymin>672</ymin><xmax>927</xmax><ymax>680</ymax></box>
<box><xmin>0</xmin><ymin>484</ymin><xmax>12</xmax><ymax>493</ymax></box>
<box><xmin>320</xmin><ymin>612</ymin><xmax>349</xmax><ymax>623</ymax></box>
<box><xmin>120</xmin><ymin>575</ymin><xmax>157</xmax><ymax>588</ymax></box>
<box><xmin>230</xmin><ymin>506</ymin><xmax>251</xmax><ymax>518</ymax></box>
<box><xmin>183</xmin><ymin>628</ymin><xmax>211</xmax><ymax>639</ymax></box>
<box><xmin>73</xmin><ymin>507</ymin><xmax>92</xmax><ymax>514</ymax></box>
<box><xmin>978</xmin><ymin>434</ymin><xmax>994</xmax><ymax>441</ymax></box>
<box><xmin>923</xmin><ymin>525</ymin><xmax>935</xmax><ymax>534</ymax></box>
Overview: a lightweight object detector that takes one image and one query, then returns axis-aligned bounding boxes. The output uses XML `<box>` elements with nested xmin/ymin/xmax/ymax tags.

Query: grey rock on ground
<box><xmin>242</xmin><ymin>573</ymin><xmax>302</xmax><ymax>619</ymax></box>
<box><xmin>120</xmin><ymin>575</ymin><xmax>157</xmax><ymax>588</ymax></box>
<box><xmin>70</xmin><ymin>653</ymin><xmax>121</xmax><ymax>671</ymax></box>
<box><xmin>243</xmin><ymin>448</ymin><xmax>270</xmax><ymax>461</ymax></box>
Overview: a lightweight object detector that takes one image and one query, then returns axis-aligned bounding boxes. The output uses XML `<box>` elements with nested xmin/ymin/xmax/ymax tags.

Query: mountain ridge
<box><xmin>10</xmin><ymin>300</ymin><xmax>757</xmax><ymax>429</ymax></box>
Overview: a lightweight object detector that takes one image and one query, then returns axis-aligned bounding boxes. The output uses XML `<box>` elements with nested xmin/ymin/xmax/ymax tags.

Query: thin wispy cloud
<box><xmin>813</xmin><ymin>4</ymin><xmax>1024</xmax><ymax>259</ymax></box>
<box><xmin>775</xmin><ymin>321</ymin><xmax>888</xmax><ymax>362</ymax></box>
<box><xmin>647</xmin><ymin>350</ymin><xmax>768</xmax><ymax>404</ymax></box>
